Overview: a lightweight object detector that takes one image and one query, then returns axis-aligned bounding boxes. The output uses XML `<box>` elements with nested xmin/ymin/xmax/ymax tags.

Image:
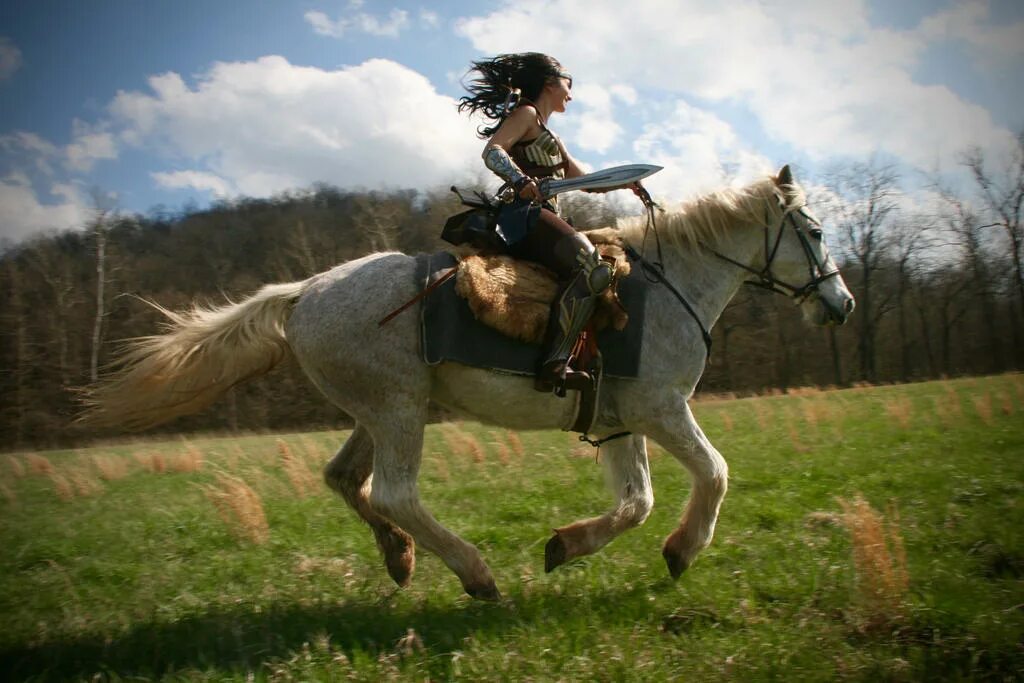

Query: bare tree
<box><xmin>88</xmin><ymin>192</ymin><xmax>115</xmax><ymax>383</ymax></box>
<box><xmin>962</xmin><ymin>132</ymin><xmax>1024</xmax><ymax>329</ymax></box>
<box><xmin>821</xmin><ymin>159</ymin><xmax>901</xmax><ymax>382</ymax></box>
<box><xmin>888</xmin><ymin>215</ymin><xmax>937</xmax><ymax>381</ymax></box>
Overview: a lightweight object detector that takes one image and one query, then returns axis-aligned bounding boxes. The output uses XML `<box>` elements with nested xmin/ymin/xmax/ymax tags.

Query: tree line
<box><xmin>1</xmin><ymin>138</ymin><xmax>1022</xmax><ymax>449</ymax></box>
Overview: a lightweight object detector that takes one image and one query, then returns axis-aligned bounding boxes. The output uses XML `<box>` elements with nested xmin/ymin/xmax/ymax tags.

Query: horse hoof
<box><xmin>385</xmin><ymin>557</ymin><xmax>414</xmax><ymax>588</ymax></box>
<box><xmin>662</xmin><ymin>547</ymin><xmax>690</xmax><ymax>580</ymax></box>
<box><xmin>465</xmin><ymin>582</ymin><xmax>502</xmax><ymax>602</ymax></box>
<box><xmin>544</xmin><ymin>533</ymin><xmax>568</xmax><ymax>573</ymax></box>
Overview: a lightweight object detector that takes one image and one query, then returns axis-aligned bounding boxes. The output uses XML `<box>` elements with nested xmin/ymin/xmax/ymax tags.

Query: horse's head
<box><xmin>763</xmin><ymin>165</ymin><xmax>855</xmax><ymax>326</ymax></box>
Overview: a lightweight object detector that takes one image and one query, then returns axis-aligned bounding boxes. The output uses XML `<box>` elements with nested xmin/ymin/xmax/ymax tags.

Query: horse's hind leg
<box><xmin>366</xmin><ymin>402</ymin><xmax>501</xmax><ymax>601</ymax></box>
<box><xmin>545</xmin><ymin>434</ymin><xmax>654</xmax><ymax>572</ymax></box>
<box><xmin>324</xmin><ymin>425</ymin><xmax>415</xmax><ymax>587</ymax></box>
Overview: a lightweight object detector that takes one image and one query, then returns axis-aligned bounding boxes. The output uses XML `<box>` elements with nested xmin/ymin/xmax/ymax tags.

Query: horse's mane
<box><xmin>616</xmin><ymin>176</ymin><xmax>806</xmax><ymax>250</ymax></box>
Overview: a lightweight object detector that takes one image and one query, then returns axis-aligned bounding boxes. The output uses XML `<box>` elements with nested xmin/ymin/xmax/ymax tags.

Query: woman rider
<box><xmin>458</xmin><ymin>52</ymin><xmax>627</xmax><ymax>394</ymax></box>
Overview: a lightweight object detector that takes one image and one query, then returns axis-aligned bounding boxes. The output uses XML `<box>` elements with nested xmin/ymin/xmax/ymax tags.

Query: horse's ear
<box><xmin>776</xmin><ymin>164</ymin><xmax>794</xmax><ymax>187</ymax></box>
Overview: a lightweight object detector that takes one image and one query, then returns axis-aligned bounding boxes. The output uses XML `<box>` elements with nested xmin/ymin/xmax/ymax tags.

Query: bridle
<box><xmin>701</xmin><ymin>197</ymin><xmax>841</xmax><ymax>305</ymax></box>
<box><xmin>626</xmin><ymin>191</ymin><xmax>841</xmax><ymax>362</ymax></box>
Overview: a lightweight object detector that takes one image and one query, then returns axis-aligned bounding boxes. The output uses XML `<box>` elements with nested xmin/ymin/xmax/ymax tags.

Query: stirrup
<box><xmin>535</xmin><ymin>360</ymin><xmax>594</xmax><ymax>397</ymax></box>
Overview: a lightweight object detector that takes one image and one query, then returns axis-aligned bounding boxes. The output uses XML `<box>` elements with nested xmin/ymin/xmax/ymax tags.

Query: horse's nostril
<box><xmin>844</xmin><ymin>298</ymin><xmax>855</xmax><ymax>315</ymax></box>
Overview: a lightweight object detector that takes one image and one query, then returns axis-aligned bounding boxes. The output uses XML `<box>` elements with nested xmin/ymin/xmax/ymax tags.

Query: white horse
<box><xmin>85</xmin><ymin>166</ymin><xmax>854</xmax><ymax>600</ymax></box>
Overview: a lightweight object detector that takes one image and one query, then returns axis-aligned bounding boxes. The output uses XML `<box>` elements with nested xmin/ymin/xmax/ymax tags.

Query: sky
<box><xmin>1</xmin><ymin>0</ymin><xmax>1022</xmax><ymax>244</ymax></box>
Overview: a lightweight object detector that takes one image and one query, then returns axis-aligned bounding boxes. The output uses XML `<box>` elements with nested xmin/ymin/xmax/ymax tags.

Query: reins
<box><xmin>627</xmin><ymin>186</ymin><xmax>714</xmax><ymax>359</ymax></box>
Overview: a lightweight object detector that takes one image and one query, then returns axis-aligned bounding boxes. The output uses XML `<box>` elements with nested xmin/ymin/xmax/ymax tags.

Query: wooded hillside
<box><xmin>2</xmin><ymin>147</ymin><xmax>1022</xmax><ymax>448</ymax></box>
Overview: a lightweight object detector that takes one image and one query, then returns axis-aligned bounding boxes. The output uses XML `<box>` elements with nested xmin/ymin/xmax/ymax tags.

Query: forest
<box><xmin>1</xmin><ymin>139</ymin><xmax>1022</xmax><ymax>449</ymax></box>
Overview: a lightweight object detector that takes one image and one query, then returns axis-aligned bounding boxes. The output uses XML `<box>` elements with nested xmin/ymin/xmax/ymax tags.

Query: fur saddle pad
<box><xmin>419</xmin><ymin>230</ymin><xmax>648</xmax><ymax>379</ymax></box>
<box><xmin>453</xmin><ymin>238</ymin><xmax>632</xmax><ymax>345</ymax></box>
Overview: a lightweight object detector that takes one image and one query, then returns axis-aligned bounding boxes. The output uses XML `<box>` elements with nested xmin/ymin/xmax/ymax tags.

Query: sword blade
<box><xmin>541</xmin><ymin>164</ymin><xmax>662</xmax><ymax>199</ymax></box>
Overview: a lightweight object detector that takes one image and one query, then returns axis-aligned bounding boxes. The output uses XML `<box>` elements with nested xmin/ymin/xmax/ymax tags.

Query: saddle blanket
<box><xmin>419</xmin><ymin>251</ymin><xmax>647</xmax><ymax>379</ymax></box>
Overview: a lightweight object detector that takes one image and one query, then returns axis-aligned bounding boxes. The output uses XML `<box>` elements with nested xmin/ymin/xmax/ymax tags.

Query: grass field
<box><xmin>2</xmin><ymin>375</ymin><xmax>1023</xmax><ymax>681</ymax></box>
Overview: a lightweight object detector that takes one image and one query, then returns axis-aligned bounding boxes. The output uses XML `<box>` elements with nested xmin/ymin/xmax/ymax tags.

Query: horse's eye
<box><xmin>809</xmin><ymin>228</ymin><xmax>823</xmax><ymax>240</ymax></box>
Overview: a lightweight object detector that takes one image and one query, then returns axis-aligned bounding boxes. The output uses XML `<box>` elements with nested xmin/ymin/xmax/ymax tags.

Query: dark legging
<box><xmin>505</xmin><ymin>207</ymin><xmax>582</xmax><ymax>279</ymax></box>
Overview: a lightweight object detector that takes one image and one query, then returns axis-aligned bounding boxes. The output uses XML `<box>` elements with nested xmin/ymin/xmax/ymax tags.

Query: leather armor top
<box><xmin>510</xmin><ymin>127</ymin><xmax>567</xmax><ymax>180</ymax></box>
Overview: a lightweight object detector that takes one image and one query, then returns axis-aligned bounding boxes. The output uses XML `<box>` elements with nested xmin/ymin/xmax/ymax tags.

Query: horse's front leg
<box><xmin>641</xmin><ymin>393</ymin><xmax>729</xmax><ymax>578</ymax></box>
<box><xmin>545</xmin><ymin>434</ymin><xmax>654</xmax><ymax>572</ymax></box>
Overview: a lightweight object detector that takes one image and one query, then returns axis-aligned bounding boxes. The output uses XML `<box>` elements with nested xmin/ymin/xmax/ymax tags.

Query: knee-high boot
<box><xmin>536</xmin><ymin>233</ymin><xmax>614</xmax><ymax>394</ymax></box>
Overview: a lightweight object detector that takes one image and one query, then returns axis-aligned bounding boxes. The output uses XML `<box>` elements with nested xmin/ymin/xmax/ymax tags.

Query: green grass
<box><xmin>2</xmin><ymin>375</ymin><xmax>1023</xmax><ymax>681</ymax></box>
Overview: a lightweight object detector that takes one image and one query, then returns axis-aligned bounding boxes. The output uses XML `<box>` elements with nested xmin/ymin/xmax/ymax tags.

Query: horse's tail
<box><xmin>80</xmin><ymin>279</ymin><xmax>312</xmax><ymax>430</ymax></box>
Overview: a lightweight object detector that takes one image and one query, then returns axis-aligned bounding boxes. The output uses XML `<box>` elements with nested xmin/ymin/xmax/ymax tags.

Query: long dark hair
<box><xmin>458</xmin><ymin>52</ymin><xmax>572</xmax><ymax>138</ymax></box>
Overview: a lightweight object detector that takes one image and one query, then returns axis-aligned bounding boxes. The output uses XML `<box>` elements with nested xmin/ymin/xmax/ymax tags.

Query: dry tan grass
<box><xmin>720</xmin><ymin>411</ymin><xmax>734</xmax><ymax>432</ymax></box>
<box><xmin>49</xmin><ymin>472</ymin><xmax>74</xmax><ymax>502</ymax></box>
<box><xmin>971</xmin><ymin>393</ymin><xmax>994</xmax><ymax>426</ymax></box>
<box><xmin>133</xmin><ymin>451</ymin><xmax>168</xmax><ymax>473</ymax></box>
<box><xmin>884</xmin><ymin>396</ymin><xmax>913</xmax><ymax>430</ymax></box>
<box><xmin>787</xmin><ymin>421</ymin><xmax>811</xmax><ymax>454</ymax></box>
<box><xmin>1</xmin><ymin>481</ymin><xmax>16</xmax><ymax>506</ymax></box>
<box><xmin>931</xmin><ymin>387</ymin><xmax>965</xmax><ymax>429</ymax></box>
<box><xmin>203</xmin><ymin>472</ymin><xmax>270</xmax><ymax>544</ymax></box>
<box><xmin>440</xmin><ymin>423</ymin><xmax>486</xmax><ymax>464</ymax></box>
<box><xmin>277</xmin><ymin>439</ymin><xmax>318</xmax><ymax>497</ymax></box>
<box><xmin>69</xmin><ymin>467</ymin><xmax>104</xmax><ymax>498</ymax></box>
<box><xmin>489</xmin><ymin>432</ymin><xmax>511</xmax><ymax>465</ymax></box>
<box><xmin>787</xmin><ymin>386</ymin><xmax>823</xmax><ymax>397</ymax></box>
<box><xmin>163</xmin><ymin>444</ymin><xmax>204</xmax><ymax>473</ymax></box>
<box><xmin>26</xmin><ymin>453</ymin><xmax>53</xmax><ymax>476</ymax></box>
<box><xmin>838</xmin><ymin>495</ymin><xmax>909</xmax><ymax>634</ymax></box>
<box><xmin>6</xmin><ymin>455</ymin><xmax>26</xmax><ymax>479</ymax></box>
<box><xmin>753</xmin><ymin>401</ymin><xmax>772</xmax><ymax>431</ymax></box>
<box><xmin>506</xmin><ymin>430</ymin><xmax>525</xmax><ymax>457</ymax></box>
<box><xmin>300</xmin><ymin>436</ymin><xmax>328</xmax><ymax>461</ymax></box>
<box><xmin>92</xmin><ymin>455</ymin><xmax>129</xmax><ymax>481</ymax></box>
<box><xmin>996</xmin><ymin>390</ymin><xmax>1014</xmax><ymax>416</ymax></box>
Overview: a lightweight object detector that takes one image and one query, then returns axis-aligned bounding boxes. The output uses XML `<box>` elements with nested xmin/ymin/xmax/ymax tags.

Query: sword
<box><xmin>538</xmin><ymin>164</ymin><xmax>662</xmax><ymax>200</ymax></box>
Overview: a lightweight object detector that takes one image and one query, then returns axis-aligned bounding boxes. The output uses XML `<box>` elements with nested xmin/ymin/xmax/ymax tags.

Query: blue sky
<box><xmin>1</xmin><ymin>0</ymin><xmax>1022</xmax><ymax>243</ymax></box>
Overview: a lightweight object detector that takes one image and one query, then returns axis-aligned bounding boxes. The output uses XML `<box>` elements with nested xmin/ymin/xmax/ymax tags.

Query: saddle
<box><xmin>419</xmin><ymin>228</ymin><xmax>647</xmax><ymax>434</ymax></box>
<box><xmin>454</xmin><ymin>233</ymin><xmax>632</xmax><ymax>346</ymax></box>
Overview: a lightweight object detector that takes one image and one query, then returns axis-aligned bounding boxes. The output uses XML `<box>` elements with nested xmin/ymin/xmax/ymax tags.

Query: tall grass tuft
<box><xmin>92</xmin><ymin>455</ymin><xmax>129</xmax><ymax>481</ymax></box>
<box><xmin>49</xmin><ymin>472</ymin><xmax>75</xmax><ymax>502</ymax></box>
<box><xmin>995</xmin><ymin>390</ymin><xmax>1013</xmax><ymax>416</ymax></box>
<box><xmin>506</xmin><ymin>430</ymin><xmax>525</xmax><ymax>457</ymax></box>
<box><xmin>441</xmin><ymin>423</ymin><xmax>486</xmax><ymax>463</ymax></box>
<box><xmin>839</xmin><ymin>495</ymin><xmax>909</xmax><ymax>634</ymax></box>
<box><xmin>134</xmin><ymin>452</ymin><xmax>168</xmax><ymax>473</ymax></box>
<box><xmin>489</xmin><ymin>432</ymin><xmax>511</xmax><ymax>465</ymax></box>
<box><xmin>69</xmin><ymin>467</ymin><xmax>103</xmax><ymax>498</ymax></box>
<box><xmin>169</xmin><ymin>444</ymin><xmax>204</xmax><ymax>473</ymax></box>
<box><xmin>203</xmin><ymin>472</ymin><xmax>270</xmax><ymax>544</ymax></box>
<box><xmin>753</xmin><ymin>401</ymin><xmax>772</xmax><ymax>431</ymax></box>
<box><xmin>720</xmin><ymin>411</ymin><xmax>734</xmax><ymax>432</ymax></box>
<box><xmin>884</xmin><ymin>396</ymin><xmax>913</xmax><ymax>430</ymax></box>
<box><xmin>1</xmin><ymin>481</ymin><xmax>16</xmax><ymax>505</ymax></box>
<box><xmin>277</xmin><ymin>439</ymin><xmax>318</xmax><ymax>497</ymax></box>
<box><xmin>6</xmin><ymin>455</ymin><xmax>26</xmax><ymax>479</ymax></box>
<box><xmin>26</xmin><ymin>454</ymin><xmax>53</xmax><ymax>476</ymax></box>
<box><xmin>971</xmin><ymin>393</ymin><xmax>994</xmax><ymax>426</ymax></box>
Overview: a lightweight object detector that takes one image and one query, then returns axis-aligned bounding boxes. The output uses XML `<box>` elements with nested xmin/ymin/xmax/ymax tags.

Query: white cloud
<box><xmin>0</xmin><ymin>172</ymin><xmax>90</xmax><ymax>243</ymax></box>
<box><xmin>152</xmin><ymin>170</ymin><xmax>234</xmax><ymax>196</ymax></box>
<box><xmin>631</xmin><ymin>100</ymin><xmax>773</xmax><ymax>200</ymax></box>
<box><xmin>0</xmin><ymin>37</ymin><xmax>22</xmax><ymax>81</ymax></box>
<box><xmin>915</xmin><ymin>1</ymin><xmax>1024</xmax><ymax>67</ymax></box>
<box><xmin>419</xmin><ymin>9</ymin><xmax>441</xmax><ymax>29</ymax></box>
<box><xmin>454</xmin><ymin>0</ymin><xmax>1017</xmax><ymax>173</ymax></box>
<box><xmin>305</xmin><ymin>7</ymin><xmax>409</xmax><ymax>38</ymax></box>
<box><xmin>107</xmin><ymin>56</ymin><xmax>482</xmax><ymax>198</ymax></box>
<box><xmin>64</xmin><ymin>119</ymin><xmax>118</xmax><ymax>172</ymax></box>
